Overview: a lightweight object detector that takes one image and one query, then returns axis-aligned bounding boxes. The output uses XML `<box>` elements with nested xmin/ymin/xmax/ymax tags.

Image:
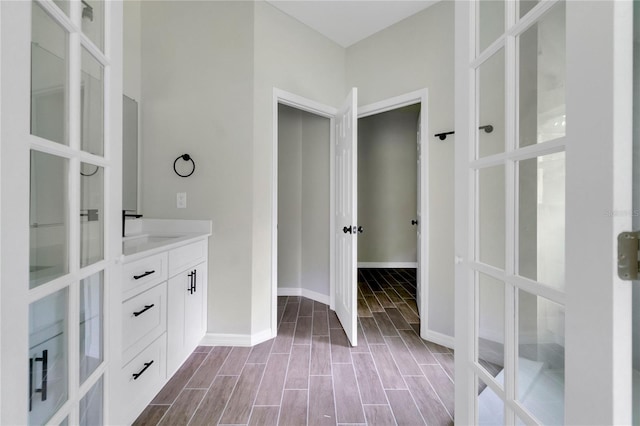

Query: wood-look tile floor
<box><xmin>134</xmin><ymin>268</ymin><xmax>454</xmax><ymax>426</ymax></box>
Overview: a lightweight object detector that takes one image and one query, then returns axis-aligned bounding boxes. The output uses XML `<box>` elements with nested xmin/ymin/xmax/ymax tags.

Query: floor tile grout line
<box><xmin>421</xmin><ymin>363</ymin><xmax>455</xmax><ymax>421</ymax></box>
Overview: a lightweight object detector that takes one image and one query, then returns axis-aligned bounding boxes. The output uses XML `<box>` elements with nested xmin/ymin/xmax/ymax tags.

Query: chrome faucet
<box><xmin>122</xmin><ymin>210</ymin><xmax>143</xmax><ymax>237</ymax></box>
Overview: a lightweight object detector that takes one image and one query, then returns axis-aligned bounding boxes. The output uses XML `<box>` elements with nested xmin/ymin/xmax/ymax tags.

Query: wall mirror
<box><xmin>122</xmin><ymin>95</ymin><xmax>138</xmax><ymax>212</ymax></box>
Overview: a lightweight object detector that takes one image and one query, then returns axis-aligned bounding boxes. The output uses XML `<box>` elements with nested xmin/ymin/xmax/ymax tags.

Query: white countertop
<box><xmin>121</xmin><ymin>218</ymin><xmax>212</xmax><ymax>261</ymax></box>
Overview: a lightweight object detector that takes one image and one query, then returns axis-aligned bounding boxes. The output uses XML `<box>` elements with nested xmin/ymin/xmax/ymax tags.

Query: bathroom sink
<box><xmin>123</xmin><ymin>234</ymin><xmax>181</xmax><ymax>255</ymax></box>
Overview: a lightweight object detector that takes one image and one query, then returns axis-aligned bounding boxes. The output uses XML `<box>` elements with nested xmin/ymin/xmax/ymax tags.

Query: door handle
<box><xmin>343</xmin><ymin>226</ymin><xmax>353</xmax><ymax>234</ymax></box>
<box><xmin>411</xmin><ymin>219</ymin><xmax>418</xmax><ymax>225</ymax></box>
<box><xmin>357</xmin><ymin>226</ymin><xmax>363</xmax><ymax>234</ymax></box>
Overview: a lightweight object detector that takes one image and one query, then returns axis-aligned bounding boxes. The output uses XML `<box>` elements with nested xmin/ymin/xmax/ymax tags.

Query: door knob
<box><xmin>411</xmin><ymin>219</ymin><xmax>418</xmax><ymax>225</ymax></box>
<box><xmin>343</xmin><ymin>226</ymin><xmax>353</xmax><ymax>234</ymax></box>
<box><xmin>357</xmin><ymin>226</ymin><xmax>363</xmax><ymax>233</ymax></box>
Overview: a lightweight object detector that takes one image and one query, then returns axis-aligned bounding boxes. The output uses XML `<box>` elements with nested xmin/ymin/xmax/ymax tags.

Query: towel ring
<box><xmin>173</xmin><ymin>154</ymin><xmax>195</xmax><ymax>178</ymax></box>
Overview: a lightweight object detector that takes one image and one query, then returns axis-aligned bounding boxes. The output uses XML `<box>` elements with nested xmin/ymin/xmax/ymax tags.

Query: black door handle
<box><xmin>357</xmin><ymin>226</ymin><xmax>363</xmax><ymax>233</ymax></box>
<box><xmin>411</xmin><ymin>219</ymin><xmax>418</xmax><ymax>225</ymax></box>
<box><xmin>343</xmin><ymin>226</ymin><xmax>353</xmax><ymax>234</ymax></box>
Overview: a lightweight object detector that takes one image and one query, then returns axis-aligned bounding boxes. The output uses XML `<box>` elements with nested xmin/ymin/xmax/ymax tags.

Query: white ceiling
<box><xmin>265</xmin><ymin>1</ymin><xmax>439</xmax><ymax>48</ymax></box>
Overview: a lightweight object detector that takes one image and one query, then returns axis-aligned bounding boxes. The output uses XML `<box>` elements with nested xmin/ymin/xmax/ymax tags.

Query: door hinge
<box><xmin>617</xmin><ymin>231</ymin><xmax>640</xmax><ymax>280</ymax></box>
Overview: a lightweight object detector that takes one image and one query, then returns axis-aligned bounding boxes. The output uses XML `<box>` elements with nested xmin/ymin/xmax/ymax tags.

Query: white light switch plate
<box><xmin>177</xmin><ymin>192</ymin><xmax>187</xmax><ymax>208</ymax></box>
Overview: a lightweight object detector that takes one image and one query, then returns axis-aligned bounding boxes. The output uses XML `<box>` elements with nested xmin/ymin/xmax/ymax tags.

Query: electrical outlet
<box><xmin>177</xmin><ymin>192</ymin><xmax>187</xmax><ymax>208</ymax></box>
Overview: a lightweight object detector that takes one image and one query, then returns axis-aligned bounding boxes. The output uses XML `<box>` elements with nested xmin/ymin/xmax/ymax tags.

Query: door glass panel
<box><xmin>478</xmin><ymin>165</ymin><xmax>505</xmax><ymax>269</ymax></box>
<box><xmin>53</xmin><ymin>1</ymin><xmax>70</xmax><ymax>17</ymax></box>
<box><xmin>478</xmin><ymin>0</ymin><xmax>504</xmax><ymax>53</ymax></box>
<box><xmin>30</xmin><ymin>151</ymin><xmax>69</xmax><ymax>288</ymax></box>
<box><xmin>28</xmin><ymin>288</ymin><xmax>68</xmax><ymax>426</ymax></box>
<box><xmin>80</xmin><ymin>272</ymin><xmax>103</xmax><ymax>384</ymax></box>
<box><xmin>478</xmin><ymin>377</ymin><xmax>504</xmax><ymax>425</ymax></box>
<box><xmin>81</xmin><ymin>0</ymin><xmax>104</xmax><ymax>51</ymax></box>
<box><xmin>31</xmin><ymin>3</ymin><xmax>68</xmax><ymax>145</ymax></box>
<box><xmin>478</xmin><ymin>49</ymin><xmax>505</xmax><ymax>158</ymax></box>
<box><xmin>81</xmin><ymin>49</ymin><xmax>104</xmax><ymax>156</ymax></box>
<box><xmin>80</xmin><ymin>163</ymin><xmax>104</xmax><ymax>267</ymax></box>
<box><xmin>478</xmin><ymin>273</ymin><xmax>505</xmax><ymax>386</ymax></box>
<box><xmin>79</xmin><ymin>377</ymin><xmax>103</xmax><ymax>426</ymax></box>
<box><xmin>519</xmin><ymin>0</ymin><xmax>539</xmax><ymax>18</ymax></box>
<box><xmin>518</xmin><ymin>2</ymin><xmax>566</xmax><ymax>147</ymax></box>
<box><xmin>517</xmin><ymin>290</ymin><xmax>564</xmax><ymax>424</ymax></box>
<box><xmin>517</xmin><ymin>152</ymin><xmax>565</xmax><ymax>290</ymax></box>
<box><xmin>59</xmin><ymin>417</ymin><xmax>68</xmax><ymax>426</ymax></box>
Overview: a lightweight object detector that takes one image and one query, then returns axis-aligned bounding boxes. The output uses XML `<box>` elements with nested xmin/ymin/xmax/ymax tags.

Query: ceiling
<box><xmin>265</xmin><ymin>1</ymin><xmax>439</xmax><ymax>48</ymax></box>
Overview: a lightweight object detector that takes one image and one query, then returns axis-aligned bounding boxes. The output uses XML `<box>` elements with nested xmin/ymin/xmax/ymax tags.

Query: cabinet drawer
<box><xmin>168</xmin><ymin>240</ymin><xmax>207</xmax><ymax>277</ymax></box>
<box><xmin>122</xmin><ymin>282</ymin><xmax>167</xmax><ymax>364</ymax></box>
<box><xmin>120</xmin><ymin>334</ymin><xmax>166</xmax><ymax>424</ymax></box>
<box><xmin>122</xmin><ymin>252</ymin><xmax>167</xmax><ymax>300</ymax></box>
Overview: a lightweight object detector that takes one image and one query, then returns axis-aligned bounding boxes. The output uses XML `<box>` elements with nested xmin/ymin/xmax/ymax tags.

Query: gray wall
<box><xmin>358</xmin><ymin>104</ymin><xmax>418</xmax><ymax>263</ymax></box>
<box><xmin>140</xmin><ymin>1</ymin><xmax>255</xmax><ymax>335</ymax></box>
<box><xmin>278</xmin><ymin>104</ymin><xmax>330</xmax><ymax>297</ymax></box>
<box><xmin>347</xmin><ymin>1</ymin><xmax>455</xmax><ymax>337</ymax></box>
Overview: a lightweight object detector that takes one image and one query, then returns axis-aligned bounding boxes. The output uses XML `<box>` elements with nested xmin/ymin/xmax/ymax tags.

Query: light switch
<box><xmin>177</xmin><ymin>192</ymin><xmax>187</xmax><ymax>208</ymax></box>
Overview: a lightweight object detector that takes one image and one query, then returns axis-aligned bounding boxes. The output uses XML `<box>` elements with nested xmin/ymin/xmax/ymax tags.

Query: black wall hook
<box><xmin>434</xmin><ymin>124</ymin><xmax>494</xmax><ymax>141</ymax></box>
<box><xmin>173</xmin><ymin>154</ymin><xmax>195</xmax><ymax>177</ymax></box>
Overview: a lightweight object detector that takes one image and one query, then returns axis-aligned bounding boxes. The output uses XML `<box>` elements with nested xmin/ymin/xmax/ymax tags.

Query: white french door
<box><xmin>455</xmin><ymin>1</ymin><xmax>633</xmax><ymax>425</ymax></box>
<box><xmin>0</xmin><ymin>1</ymin><xmax>122</xmax><ymax>425</ymax></box>
<box><xmin>335</xmin><ymin>88</ymin><xmax>358</xmax><ymax>346</ymax></box>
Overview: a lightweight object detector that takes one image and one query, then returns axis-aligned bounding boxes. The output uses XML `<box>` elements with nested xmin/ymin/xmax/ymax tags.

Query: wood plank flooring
<box><xmin>134</xmin><ymin>268</ymin><xmax>454</xmax><ymax>426</ymax></box>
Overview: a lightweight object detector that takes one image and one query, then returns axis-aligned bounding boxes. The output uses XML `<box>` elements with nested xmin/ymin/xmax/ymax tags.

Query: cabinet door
<box><xmin>184</xmin><ymin>263</ymin><xmax>206</xmax><ymax>350</ymax></box>
<box><xmin>167</xmin><ymin>262</ymin><xmax>207</xmax><ymax>375</ymax></box>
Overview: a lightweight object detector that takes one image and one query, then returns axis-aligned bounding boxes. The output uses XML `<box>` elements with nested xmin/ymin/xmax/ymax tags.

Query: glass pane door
<box><xmin>27</xmin><ymin>0</ymin><xmax>108</xmax><ymax>423</ymax></box>
<box><xmin>471</xmin><ymin>1</ymin><xmax>566</xmax><ymax>424</ymax></box>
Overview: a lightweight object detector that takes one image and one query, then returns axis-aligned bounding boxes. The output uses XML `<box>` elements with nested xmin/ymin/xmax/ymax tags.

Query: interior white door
<box><xmin>334</xmin><ymin>88</ymin><xmax>358</xmax><ymax>347</ymax></box>
<box><xmin>454</xmin><ymin>1</ymin><xmax>633</xmax><ymax>425</ymax></box>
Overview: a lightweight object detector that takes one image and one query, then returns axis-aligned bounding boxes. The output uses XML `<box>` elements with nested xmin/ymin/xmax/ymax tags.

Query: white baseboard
<box><xmin>277</xmin><ymin>287</ymin><xmax>330</xmax><ymax>305</ymax></box>
<box><xmin>200</xmin><ymin>328</ymin><xmax>275</xmax><ymax>347</ymax></box>
<box><xmin>421</xmin><ymin>329</ymin><xmax>455</xmax><ymax>350</ymax></box>
<box><xmin>357</xmin><ymin>262</ymin><xmax>417</xmax><ymax>268</ymax></box>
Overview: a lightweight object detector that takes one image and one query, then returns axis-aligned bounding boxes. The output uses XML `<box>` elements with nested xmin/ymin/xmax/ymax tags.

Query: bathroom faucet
<box><xmin>122</xmin><ymin>210</ymin><xmax>143</xmax><ymax>237</ymax></box>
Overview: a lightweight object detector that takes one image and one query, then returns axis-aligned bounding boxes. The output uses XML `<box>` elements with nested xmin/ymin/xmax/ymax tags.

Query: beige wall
<box><xmin>358</xmin><ymin>105</ymin><xmax>418</xmax><ymax>263</ymax></box>
<box><xmin>140</xmin><ymin>1</ymin><xmax>255</xmax><ymax>335</ymax></box>
<box><xmin>251</xmin><ymin>1</ymin><xmax>345</xmax><ymax>334</ymax></box>
<box><xmin>347</xmin><ymin>1</ymin><xmax>455</xmax><ymax>336</ymax></box>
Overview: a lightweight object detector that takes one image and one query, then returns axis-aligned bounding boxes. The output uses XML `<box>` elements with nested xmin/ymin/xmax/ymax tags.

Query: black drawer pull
<box><xmin>133</xmin><ymin>270</ymin><xmax>155</xmax><ymax>280</ymax></box>
<box><xmin>133</xmin><ymin>304</ymin><xmax>155</xmax><ymax>317</ymax></box>
<box><xmin>132</xmin><ymin>360</ymin><xmax>154</xmax><ymax>380</ymax></box>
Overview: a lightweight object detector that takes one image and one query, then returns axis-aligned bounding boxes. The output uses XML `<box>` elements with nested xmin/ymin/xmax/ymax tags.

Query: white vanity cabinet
<box><xmin>114</xmin><ymin>226</ymin><xmax>210</xmax><ymax>426</ymax></box>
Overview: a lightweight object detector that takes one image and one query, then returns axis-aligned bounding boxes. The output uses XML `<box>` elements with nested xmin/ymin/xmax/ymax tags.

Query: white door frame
<box><xmin>357</xmin><ymin>89</ymin><xmax>434</xmax><ymax>342</ymax></box>
<box><xmin>271</xmin><ymin>89</ymin><xmax>337</xmax><ymax>337</ymax></box>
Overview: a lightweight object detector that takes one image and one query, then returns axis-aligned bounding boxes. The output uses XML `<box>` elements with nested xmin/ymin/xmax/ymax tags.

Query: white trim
<box><xmin>200</xmin><ymin>328</ymin><xmax>274</xmax><ymax>348</ymax></box>
<box><xmin>271</xmin><ymin>88</ymin><xmax>337</xmax><ymax>337</ymax></box>
<box><xmin>422</xmin><ymin>329</ymin><xmax>455</xmax><ymax>351</ymax></box>
<box><xmin>277</xmin><ymin>287</ymin><xmax>330</xmax><ymax>306</ymax></box>
<box><xmin>357</xmin><ymin>262</ymin><xmax>417</xmax><ymax>269</ymax></box>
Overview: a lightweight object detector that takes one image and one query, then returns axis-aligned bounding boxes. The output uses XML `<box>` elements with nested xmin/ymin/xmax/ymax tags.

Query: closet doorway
<box><xmin>357</xmin><ymin>102</ymin><xmax>422</xmax><ymax>332</ymax></box>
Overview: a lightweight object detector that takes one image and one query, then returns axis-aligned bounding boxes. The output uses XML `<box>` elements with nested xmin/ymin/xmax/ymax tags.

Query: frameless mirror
<box><xmin>122</xmin><ymin>95</ymin><xmax>138</xmax><ymax>212</ymax></box>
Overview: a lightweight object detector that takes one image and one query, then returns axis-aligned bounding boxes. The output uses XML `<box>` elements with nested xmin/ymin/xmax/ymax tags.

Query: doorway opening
<box><xmin>356</xmin><ymin>103</ymin><xmax>423</xmax><ymax>333</ymax></box>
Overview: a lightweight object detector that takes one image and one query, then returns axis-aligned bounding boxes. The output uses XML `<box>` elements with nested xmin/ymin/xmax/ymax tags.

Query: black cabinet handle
<box><xmin>343</xmin><ymin>226</ymin><xmax>353</xmax><ymax>234</ymax></box>
<box><xmin>411</xmin><ymin>219</ymin><xmax>418</xmax><ymax>225</ymax></box>
<box><xmin>188</xmin><ymin>270</ymin><xmax>197</xmax><ymax>294</ymax></box>
<box><xmin>133</xmin><ymin>304</ymin><xmax>155</xmax><ymax>317</ymax></box>
<box><xmin>133</xmin><ymin>270</ymin><xmax>155</xmax><ymax>280</ymax></box>
<box><xmin>29</xmin><ymin>349</ymin><xmax>48</xmax><ymax>411</ymax></box>
<box><xmin>132</xmin><ymin>360</ymin><xmax>154</xmax><ymax>380</ymax></box>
